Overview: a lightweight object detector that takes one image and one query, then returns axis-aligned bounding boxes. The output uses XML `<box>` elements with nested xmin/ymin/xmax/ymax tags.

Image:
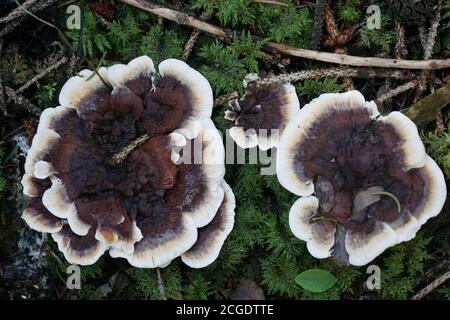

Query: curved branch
<box><xmin>120</xmin><ymin>0</ymin><xmax>450</xmax><ymax>70</ymax></box>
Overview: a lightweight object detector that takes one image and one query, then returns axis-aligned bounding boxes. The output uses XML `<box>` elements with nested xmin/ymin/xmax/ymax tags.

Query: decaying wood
<box><xmin>120</xmin><ymin>0</ymin><xmax>450</xmax><ymax>70</ymax></box>
<box><xmin>412</xmin><ymin>270</ymin><xmax>450</xmax><ymax>300</ymax></box>
<box><xmin>405</xmin><ymin>80</ymin><xmax>450</xmax><ymax>126</ymax></box>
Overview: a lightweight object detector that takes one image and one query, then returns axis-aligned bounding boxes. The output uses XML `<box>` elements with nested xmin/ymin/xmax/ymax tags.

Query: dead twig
<box><xmin>256</xmin><ymin>68</ymin><xmax>413</xmax><ymax>86</ymax></box>
<box><xmin>0</xmin><ymin>0</ymin><xmax>56</xmax><ymax>38</ymax></box>
<box><xmin>376</xmin><ymin>81</ymin><xmax>418</xmax><ymax>105</ymax></box>
<box><xmin>111</xmin><ymin>133</ymin><xmax>150</xmax><ymax>164</ymax></box>
<box><xmin>0</xmin><ymin>0</ymin><xmax>38</xmax><ymax>25</ymax></box>
<box><xmin>119</xmin><ymin>0</ymin><xmax>450</xmax><ymax>70</ymax></box>
<box><xmin>5</xmin><ymin>86</ymin><xmax>41</xmax><ymax>116</ymax></box>
<box><xmin>182</xmin><ymin>12</ymin><xmax>211</xmax><ymax>62</ymax></box>
<box><xmin>412</xmin><ymin>270</ymin><xmax>450</xmax><ymax>300</ymax></box>
<box><xmin>16</xmin><ymin>56</ymin><xmax>68</xmax><ymax>94</ymax></box>
<box><xmin>156</xmin><ymin>268</ymin><xmax>167</xmax><ymax>300</ymax></box>
<box><xmin>182</xmin><ymin>30</ymin><xmax>201</xmax><ymax>62</ymax></box>
<box><xmin>254</xmin><ymin>0</ymin><xmax>289</xmax><ymax>7</ymax></box>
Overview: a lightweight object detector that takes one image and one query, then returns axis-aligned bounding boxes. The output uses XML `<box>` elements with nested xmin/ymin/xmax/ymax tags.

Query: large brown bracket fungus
<box><xmin>225</xmin><ymin>75</ymin><xmax>300</xmax><ymax>150</ymax></box>
<box><xmin>277</xmin><ymin>91</ymin><xmax>446</xmax><ymax>266</ymax></box>
<box><xmin>21</xmin><ymin>56</ymin><xmax>235</xmax><ymax>268</ymax></box>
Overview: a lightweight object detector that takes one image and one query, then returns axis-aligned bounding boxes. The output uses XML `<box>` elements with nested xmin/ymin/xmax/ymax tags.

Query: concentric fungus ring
<box><xmin>21</xmin><ymin>56</ymin><xmax>235</xmax><ymax>268</ymax></box>
<box><xmin>277</xmin><ymin>91</ymin><xmax>446</xmax><ymax>266</ymax></box>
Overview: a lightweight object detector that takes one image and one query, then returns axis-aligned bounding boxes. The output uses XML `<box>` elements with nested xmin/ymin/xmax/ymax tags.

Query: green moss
<box><xmin>1</xmin><ymin>0</ymin><xmax>449</xmax><ymax>300</ymax></box>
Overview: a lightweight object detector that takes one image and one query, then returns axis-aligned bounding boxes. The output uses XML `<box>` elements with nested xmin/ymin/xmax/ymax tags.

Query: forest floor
<box><xmin>0</xmin><ymin>0</ymin><xmax>450</xmax><ymax>300</ymax></box>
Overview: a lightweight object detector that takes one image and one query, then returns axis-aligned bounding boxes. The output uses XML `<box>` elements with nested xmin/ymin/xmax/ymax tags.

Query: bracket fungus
<box><xmin>277</xmin><ymin>90</ymin><xmax>446</xmax><ymax>266</ymax></box>
<box><xmin>225</xmin><ymin>75</ymin><xmax>300</xmax><ymax>150</ymax></box>
<box><xmin>21</xmin><ymin>56</ymin><xmax>235</xmax><ymax>268</ymax></box>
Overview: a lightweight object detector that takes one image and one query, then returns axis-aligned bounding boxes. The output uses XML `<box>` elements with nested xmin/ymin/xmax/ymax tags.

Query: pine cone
<box><xmin>387</xmin><ymin>0</ymin><xmax>439</xmax><ymax>25</ymax></box>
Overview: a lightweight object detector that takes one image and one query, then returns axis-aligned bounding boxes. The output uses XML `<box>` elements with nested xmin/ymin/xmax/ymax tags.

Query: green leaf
<box><xmin>371</xmin><ymin>191</ymin><xmax>401</xmax><ymax>213</ymax></box>
<box><xmin>295</xmin><ymin>269</ymin><xmax>337</xmax><ymax>293</ymax></box>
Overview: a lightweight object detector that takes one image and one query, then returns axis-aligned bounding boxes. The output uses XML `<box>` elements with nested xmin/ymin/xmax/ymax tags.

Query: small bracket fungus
<box><xmin>225</xmin><ymin>75</ymin><xmax>300</xmax><ymax>150</ymax></box>
<box><xmin>21</xmin><ymin>56</ymin><xmax>235</xmax><ymax>268</ymax></box>
<box><xmin>277</xmin><ymin>91</ymin><xmax>446</xmax><ymax>266</ymax></box>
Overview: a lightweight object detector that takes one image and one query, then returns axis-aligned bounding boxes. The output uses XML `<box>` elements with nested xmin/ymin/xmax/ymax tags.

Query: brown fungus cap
<box><xmin>277</xmin><ymin>91</ymin><xmax>447</xmax><ymax>266</ymax></box>
<box><xmin>226</xmin><ymin>76</ymin><xmax>299</xmax><ymax>150</ymax></box>
<box><xmin>21</xmin><ymin>56</ymin><xmax>234</xmax><ymax>268</ymax></box>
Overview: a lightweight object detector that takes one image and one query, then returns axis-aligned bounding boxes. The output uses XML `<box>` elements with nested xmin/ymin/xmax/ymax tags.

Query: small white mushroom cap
<box><xmin>107</xmin><ymin>56</ymin><xmax>155</xmax><ymax>89</ymax></box>
<box><xmin>289</xmin><ymin>196</ymin><xmax>335</xmax><ymax>259</ymax></box>
<box><xmin>59</xmin><ymin>67</ymin><xmax>109</xmax><ymax>109</ymax></box>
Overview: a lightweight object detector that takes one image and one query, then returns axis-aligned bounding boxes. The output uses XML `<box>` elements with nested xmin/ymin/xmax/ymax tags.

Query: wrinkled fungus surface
<box><xmin>277</xmin><ymin>91</ymin><xmax>446</xmax><ymax>266</ymax></box>
<box><xmin>21</xmin><ymin>56</ymin><xmax>235</xmax><ymax>268</ymax></box>
<box><xmin>226</xmin><ymin>81</ymin><xmax>299</xmax><ymax>150</ymax></box>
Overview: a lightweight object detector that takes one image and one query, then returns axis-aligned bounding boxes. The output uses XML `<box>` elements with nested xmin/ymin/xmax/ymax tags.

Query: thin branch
<box><xmin>111</xmin><ymin>133</ymin><xmax>150</xmax><ymax>164</ymax></box>
<box><xmin>0</xmin><ymin>17</ymin><xmax>23</xmax><ymax>38</ymax></box>
<box><xmin>0</xmin><ymin>0</ymin><xmax>38</xmax><ymax>25</ymax></box>
<box><xmin>156</xmin><ymin>268</ymin><xmax>167</xmax><ymax>300</ymax></box>
<box><xmin>376</xmin><ymin>81</ymin><xmax>418</xmax><ymax>104</ymax></box>
<box><xmin>16</xmin><ymin>56</ymin><xmax>68</xmax><ymax>94</ymax></box>
<box><xmin>254</xmin><ymin>0</ymin><xmax>289</xmax><ymax>7</ymax></box>
<box><xmin>256</xmin><ymin>67</ymin><xmax>413</xmax><ymax>86</ymax></box>
<box><xmin>182</xmin><ymin>30</ymin><xmax>201</xmax><ymax>62</ymax></box>
<box><xmin>5</xmin><ymin>86</ymin><xmax>41</xmax><ymax>116</ymax></box>
<box><xmin>412</xmin><ymin>270</ymin><xmax>450</xmax><ymax>300</ymax></box>
<box><xmin>0</xmin><ymin>0</ymin><xmax>55</xmax><ymax>37</ymax></box>
<box><xmin>120</xmin><ymin>0</ymin><xmax>450</xmax><ymax>70</ymax></box>
<box><xmin>182</xmin><ymin>11</ymin><xmax>212</xmax><ymax>62</ymax></box>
